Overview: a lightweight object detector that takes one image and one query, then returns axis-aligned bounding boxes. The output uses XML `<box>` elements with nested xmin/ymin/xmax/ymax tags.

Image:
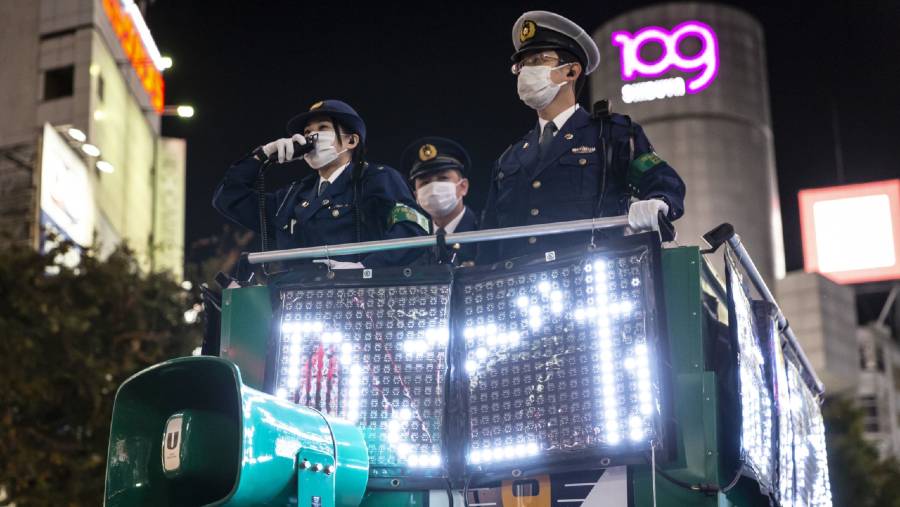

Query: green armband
<box><xmin>387</xmin><ymin>203</ymin><xmax>430</xmax><ymax>232</ymax></box>
<box><xmin>627</xmin><ymin>151</ymin><xmax>666</xmax><ymax>193</ymax></box>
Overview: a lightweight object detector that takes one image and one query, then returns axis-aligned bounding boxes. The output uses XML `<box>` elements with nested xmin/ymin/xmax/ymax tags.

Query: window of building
<box><xmin>43</xmin><ymin>65</ymin><xmax>75</xmax><ymax>101</ymax></box>
<box><xmin>877</xmin><ymin>345</ymin><xmax>886</xmax><ymax>372</ymax></box>
<box><xmin>860</xmin><ymin>395</ymin><xmax>880</xmax><ymax>433</ymax></box>
<box><xmin>97</xmin><ymin>74</ymin><xmax>105</xmax><ymax>102</ymax></box>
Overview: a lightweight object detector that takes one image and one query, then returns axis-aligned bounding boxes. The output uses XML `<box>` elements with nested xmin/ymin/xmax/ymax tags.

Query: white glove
<box><xmin>261</xmin><ymin>133</ymin><xmax>307</xmax><ymax>163</ymax></box>
<box><xmin>627</xmin><ymin>199</ymin><xmax>670</xmax><ymax>232</ymax></box>
<box><xmin>313</xmin><ymin>259</ymin><xmax>364</xmax><ymax>270</ymax></box>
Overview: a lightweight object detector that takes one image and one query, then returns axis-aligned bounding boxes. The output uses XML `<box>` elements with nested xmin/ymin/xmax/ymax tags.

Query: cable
<box><xmin>646</xmin><ymin>452</ymin><xmax>719</xmax><ymax>494</ymax></box>
<box><xmin>255</xmin><ymin>159</ymin><xmax>273</xmax><ymax>252</ymax></box>
<box><xmin>462</xmin><ymin>473</ymin><xmax>473</xmax><ymax>507</ymax></box>
<box><xmin>445</xmin><ymin>478</ymin><xmax>455</xmax><ymax>507</ymax></box>
<box><xmin>720</xmin><ymin>466</ymin><xmax>743</xmax><ymax>493</ymax></box>
<box><xmin>651</xmin><ymin>442</ymin><xmax>658</xmax><ymax>507</ymax></box>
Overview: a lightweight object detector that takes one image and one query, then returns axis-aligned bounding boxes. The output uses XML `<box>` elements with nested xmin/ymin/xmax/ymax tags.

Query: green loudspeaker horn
<box><xmin>104</xmin><ymin>356</ymin><xmax>368</xmax><ymax>507</ymax></box>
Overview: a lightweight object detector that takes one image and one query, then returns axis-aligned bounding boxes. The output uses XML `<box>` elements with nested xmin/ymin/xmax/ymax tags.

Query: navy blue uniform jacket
<box><xmin>212</xmin><ymin>156</ymin><xmax>428</xmax><ymax>267</ymax></box>
<box><xmin>479</xmin><ymin>107</ymin><xmax>686</xmax><ymax>263</ymax></box>
<box><xmin>428</xmin><ymin>206</ymin><xmax>479</xmax><ymax>266</ymax></box>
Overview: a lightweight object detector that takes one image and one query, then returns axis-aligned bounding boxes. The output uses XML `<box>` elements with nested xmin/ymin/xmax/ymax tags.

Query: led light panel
<box><xmin>273</xmin><ymin>283</ymin><xmax>451</xmax><ymax>478</ymax></box>
<box><xmin>459</xmin><ymin>243</ymin><xmax>664</xmax><ymax>470</ymax></box>
<box><xmin>726</xmin><ymin>253</ymin><xmax>775</xmax><ymax>488</ymax></box>
<box><xmin>785</xmin><ymin>359</ymin><xmax>833</xmax><ymax>507</ymax></box>
<box><xmin>769</xmin><ymin>315</ymin><xmax>795</xmax><ymax>507</ymax></box>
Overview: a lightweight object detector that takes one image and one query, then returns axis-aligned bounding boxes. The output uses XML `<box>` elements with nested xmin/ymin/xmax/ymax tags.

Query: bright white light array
<box><xmin>469</xmin><ymin>441</ymin><xmax>540</xmax><ymax>465</ymax></box>
<box><xmin>276</xmin><ymin>285</ymin><xmax>450</xmax><ymax>474</ymax></box>
<box><xmin>731</xmin><ymin>278</ymin><xmax>775</xmax><ymax>484</ymax></box>
<box><xmin>461</xmin><ymin>249</ymin><xmax>659</xmax><ymax>466</ymax></box>
<box><xmin>388</xmin><ymin>407</ymin><xmax>443</xmax><ymax>469</ymax></box>
<box><xmin>785</xmin><ymin>361</ymin><xmax>833</xmax><ymax>507</ymax></box>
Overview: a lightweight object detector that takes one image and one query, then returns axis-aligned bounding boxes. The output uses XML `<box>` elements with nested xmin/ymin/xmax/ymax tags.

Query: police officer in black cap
<box><xmin>213</xmin><ymin>99</ymin><xmax>429</xmax><ymax>268</ymax></box>
<box><xmin>478</xmin><ymin>11</ymin><xmax>686</xmax><ymax>264</ymax></box>
<box><xmin>401</xmin><ymin>137</ymin><xmax>479</xmax><ymax>265</ymax></box>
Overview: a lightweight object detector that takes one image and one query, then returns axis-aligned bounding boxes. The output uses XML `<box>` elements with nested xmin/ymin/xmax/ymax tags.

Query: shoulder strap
<box><xmin>352</xmin><ymin>161</ymin><xmax>368</xmax><ymax>256</ymax></box>
<box><xmin>593</xmin><ymin>112</ymin><xmax>641</xmax><ymax>217</ymax></box>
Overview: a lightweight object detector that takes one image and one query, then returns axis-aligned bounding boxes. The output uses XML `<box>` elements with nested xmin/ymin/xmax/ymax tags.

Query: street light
<box><xmin>175</xmin><ymin>105</ymin><xmax>194</xmax><ymax>118</ymax></box>
<box><xmin>81</xmin><ymin>143</ymin><xmax>101</xmax><ymax>157</ymax></box>
<box><xmin>159</xmin><ymin>56</ymin><xmax>173</xmax><ymax>71</ymax></box>
<box><xmin>67</xmin><ymin>127</ymin><xmax>87</xmax><ymax>142</ymax></box>
<box><xmin>96</xmin><ymin>160</ymin><xmax>115</xmax><ymax>173</ymax></box>
<box><xmin>159</xmin><ymin>105</ymin><xmax>195</xmax><ymax>118</ymax></box>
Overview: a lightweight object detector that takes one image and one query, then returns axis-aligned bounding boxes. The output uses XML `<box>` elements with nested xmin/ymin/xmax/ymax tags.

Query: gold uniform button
<box><xmin>530</xmin><ymin>208</ymin><xmax>539</xmax><ymax>216</ymax></box>
<box><xmin>498</xmin><ymin>171</ymin><xmax>504</xmax><ymax>180</ymax></box>
<box><xmin>579</xmin><ymin>158</ymin><xmax>587</xmax><ymax>166</ymax></box>
<box><xmin>301</xmin><ymin>201</ymin><xmax>309</xmax><ymax>207</ymax></box>
<box><xmin>453</xmin><ymin>243</ymin><xmax>461</xmax><ymax>250</ymax></box>
<box><xmin>332</xmin><ymin>209</ymin><xmax>340</xmax><ymax>217</ymax></box>
<box><xmin>532</xmin><ymin>180</ymin><xmax>541</xmax><ymax>189</ymax></box>
<box><xmin>322</xmin><ymin>199</ymin><xmax>330</xmax><ymax>205</ymax></box>
<box><xmin>528</xmin><ymin>236</ymin><xmax>537</xmax><ymax>244</ymax></box>
<box><xmin>523</xmin><ymin>142</ymin><xmax>529</xmax><ymax>149</ymax></box>
<box><xmin>564</xmin><ymin>133</ymin><xmax>574</xmax><ymax>140</ymax></box>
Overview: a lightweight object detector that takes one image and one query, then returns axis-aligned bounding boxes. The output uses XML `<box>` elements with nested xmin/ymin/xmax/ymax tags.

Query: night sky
<box><xmin>146</xmin><ymin>1</ymin><xmax>900</xmax><ymax>272</ymax></box>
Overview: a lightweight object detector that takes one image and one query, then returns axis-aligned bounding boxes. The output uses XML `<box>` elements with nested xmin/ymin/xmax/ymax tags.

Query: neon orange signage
<box><xmin>101</xmin><ymin>0</ymin><xmax>165</xmax><ymax>113</ymax></box>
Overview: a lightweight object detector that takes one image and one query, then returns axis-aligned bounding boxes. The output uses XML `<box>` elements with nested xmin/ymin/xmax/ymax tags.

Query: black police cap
<box><xmin>401</xmin><ymin>137</ymin><xmax>471</xmax><ymax>182</ymax></box>
<box><xmin>286</xmin><ymin>99</ymin><xmax>367</xmax><ymax>144</ymax></box>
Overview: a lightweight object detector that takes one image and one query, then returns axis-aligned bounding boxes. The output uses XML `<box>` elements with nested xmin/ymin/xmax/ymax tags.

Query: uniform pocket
<box><xmin>556</xmin><ymin>153</ymin><xmax>601</xmax><ymax>201</ymax></box>
<box><xmin>495</xmin><ymin>162</ymin><xmax>523</xmax><ymax>214</ymax></box>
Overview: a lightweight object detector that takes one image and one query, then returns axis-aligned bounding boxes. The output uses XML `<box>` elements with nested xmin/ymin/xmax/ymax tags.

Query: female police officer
<box><xmin>213</xmin><ymin>99</ymin><xmax>429</xmax><ymax>268</ymax></box>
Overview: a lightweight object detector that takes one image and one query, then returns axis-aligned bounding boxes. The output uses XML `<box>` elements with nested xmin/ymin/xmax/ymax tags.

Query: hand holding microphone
<box><xmin>261</xmin><ymin>133</ymin><xmax>317</xmax><ymax>163</ymax></box>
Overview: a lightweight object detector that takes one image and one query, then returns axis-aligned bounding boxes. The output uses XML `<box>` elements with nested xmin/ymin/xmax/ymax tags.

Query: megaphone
<box><xmin>104</xmin><ymin>356</ymin><xmax>368</xmax><ymax>507</ymax></box>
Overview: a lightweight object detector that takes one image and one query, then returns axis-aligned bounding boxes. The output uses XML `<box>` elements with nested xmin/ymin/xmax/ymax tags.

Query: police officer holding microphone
<box><xmin>213</xmin><ymin>99</ymin><xmax>429</xmax><ymax>268</ymax></box>
<box><xmin>478</xmin><ymin>11</ymin><xmax>686</xmax><ymax>264</ymax></box>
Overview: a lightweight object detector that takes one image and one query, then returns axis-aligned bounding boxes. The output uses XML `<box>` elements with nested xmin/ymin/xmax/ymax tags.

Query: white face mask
<box><xmin>517</xmin><ymin>65</ymin><xmax>566</xmax><ymax>111</ymax></box>
<box><xmin>304</xmin><ymin>131</ymin><xmax>348</xmax><ymax>170</ymax></box>
<box><xmin>416</xmin><ymin>181</ymin><xmax>460</xmax><ymax>218</ymax></box>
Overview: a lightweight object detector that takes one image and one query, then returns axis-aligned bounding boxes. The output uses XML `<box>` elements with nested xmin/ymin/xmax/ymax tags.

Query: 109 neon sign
<box><xmin>611</xmin><ymin>21</ymin><xmax>719</xmax><ymax>104</ymax></box>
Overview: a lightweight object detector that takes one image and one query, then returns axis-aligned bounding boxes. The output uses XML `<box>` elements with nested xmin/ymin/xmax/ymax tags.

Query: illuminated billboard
<box><xmin>611</xmin><ymin>21</ymin><xmax>719</xmax><ymax>104</ymax></box>
<box><xmin>799</xmin><ymin>180</ymin><xmax>900</xmax><ymax>284</ymax></box>
<box><xmin>100</xmin><ymin>0</ymin><xmax>165</xmax><ymax>113</ymax></box>
<box><xmin>39</xmin><ymin>123</ymin><xmax>95</xmax><ymax>248</ymax></box>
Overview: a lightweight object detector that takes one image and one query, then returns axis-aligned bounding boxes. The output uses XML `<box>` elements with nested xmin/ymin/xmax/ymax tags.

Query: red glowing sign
<box><xmin>799</xmin><ymin>179</ymin><xmax>900</xmax><ymax>284</ymax></box>
<box><xmin>101</xmin><ymin>0</ymin><xmax>165</xmax><ymax>113</ymax></box>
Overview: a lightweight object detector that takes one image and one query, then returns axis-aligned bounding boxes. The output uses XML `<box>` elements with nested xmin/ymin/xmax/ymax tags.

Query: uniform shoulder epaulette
<box><xmin>497</xmin><ymin>143</ymin><xmax>515</xmax><ymax>166</ymax></box>
<box><xmin>606</xmin><ymin>112</ymin><xmax>633</xmax><ymax>127</ymax></box>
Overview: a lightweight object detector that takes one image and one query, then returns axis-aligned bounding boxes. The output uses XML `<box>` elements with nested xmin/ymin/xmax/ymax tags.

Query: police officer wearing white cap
<box><xmin>478</xmin><ymin>11</ymin><xmax>686</xmax><ymax>264</ymax></box>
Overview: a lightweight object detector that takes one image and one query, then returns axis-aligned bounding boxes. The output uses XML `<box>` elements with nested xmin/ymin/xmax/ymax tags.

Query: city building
<box><xmin>777</xmin><ymin>271</ymin><xmax>859</xmax><ymax>395</ymax></box>
<box><xmin>590</xmin><ymin>3</ymin><xmax>785</xmax><ymax>286</ymax></box>
<box><xmin>0</xmin><ymin>0</ymin><xmax>185</xmax><ymax>278</ymax></box>
<box><xmin>857</xmin><ymin>324</ymin><xmax>900</xmax><ymax>458</ymax></box>
<box><xmin>588</xmin><ymin>2</ymin><xmax>900</xmax><ymax>461</ymax></box>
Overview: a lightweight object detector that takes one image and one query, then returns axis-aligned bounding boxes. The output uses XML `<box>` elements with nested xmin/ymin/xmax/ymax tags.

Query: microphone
<box><xmin>262</xmin><ymin>133</ymin><xmax>318</xmax><ymax>163</ymax></box>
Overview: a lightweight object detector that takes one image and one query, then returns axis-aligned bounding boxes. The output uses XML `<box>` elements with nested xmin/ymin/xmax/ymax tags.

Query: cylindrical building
<box><xmin>591</xmin><ymin>3</ymin><xmax>784</xmax><ymax>284</ymax></box>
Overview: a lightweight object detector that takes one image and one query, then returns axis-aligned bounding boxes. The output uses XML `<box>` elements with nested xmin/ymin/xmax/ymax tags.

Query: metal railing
<box><xmin>247</xmin><ymin>216</ymin><xmax>630</xmax><ymax>265</ymax></box>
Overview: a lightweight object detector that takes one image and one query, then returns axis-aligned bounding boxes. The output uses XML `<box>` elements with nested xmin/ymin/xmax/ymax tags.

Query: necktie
<box><xmin>433</xmin><ymin>227</ymin><xmax>448</xmax><ymax>263</ymax></box>
<box><xmin>318</xmin><ymin>180</ymin><xmax>330</xmax><ymax>197</ymax></box>
<box><xmin>539</xmin><ymin>122</ymin><xmax>557</xmax><ymax>156</ymax></box>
